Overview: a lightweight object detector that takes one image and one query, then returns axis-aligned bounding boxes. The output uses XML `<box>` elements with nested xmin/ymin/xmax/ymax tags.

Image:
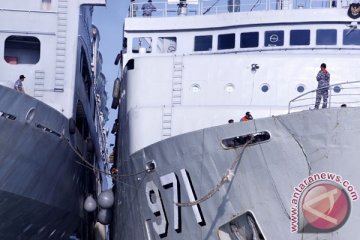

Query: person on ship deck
<box><xmin>314</xmin><ymin>63</ymin><xmax>330</xmax><ymax>109</ymax></box>
<box><xmin>14</xmin><ymin>75</ymin><xmax>26</xmax><ymax>94</ymax></box>
<box><xmin>241</xmin><ymin>112</ymin><xmax>253</xmax><ymax>122</ymax></box>
<box><xmin>142</xmin><ymin>0</ymin><xmax>156</xmax><ymax>17</ymax></box>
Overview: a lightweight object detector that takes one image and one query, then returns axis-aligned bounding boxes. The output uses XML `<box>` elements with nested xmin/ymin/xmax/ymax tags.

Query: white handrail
<box><xmin>288</xmin><ymin>81</ymin><xmax>360</xmax><ymax>113</ymax></box>
<box><xmin>128</xmin><ymin>0</ymin><xmax>344</xmax><ymax>18</ymax></box>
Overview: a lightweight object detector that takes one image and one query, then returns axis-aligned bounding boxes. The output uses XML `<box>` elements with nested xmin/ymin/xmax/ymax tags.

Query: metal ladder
<box><xmin>161</xmin><ymin>55</ymin><xmax>184</xmax><ymax>138</ymax></box>
<box><xmin>171</xmin><ymin>55</ymin><xmax>184</xmax><ymax>106</ymax></box>
<box><xmin>54</xmin><ymin>0</ymin><xmax>68</xmax><ymax>91</ymax></box>
<box><xmin>34</xmin><ymin>71</ymin><xmax>45</xmax><ymax>99</ymax></box>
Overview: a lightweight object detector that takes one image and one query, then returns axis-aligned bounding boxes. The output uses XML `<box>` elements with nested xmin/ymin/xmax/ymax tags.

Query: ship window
<box><xmin>4</xmin><ymin>35</ymin><xmax>40</xmax><ymax>64</ymax></box>
<box><xmin>343</xmin><ymin>29</ymin><xmax>360</xmax><ymax>45</ymax></box>
<box><xmin>241</xmin><ymin>32</ymin><xmax>259</xmax><ymax>48</ymax></box>
<box><xmin>316</xmin><ymin>29</ymin><xmax>337</xmax><ymax>45</ymax></box>
<box><xmin>218</xmin><ymin>33</ymin><xmax>235</xmax><ymax>50</ymax></box>
<box><xmin>264</xmin><ymin>31</ymin><xmax>284</xmax><ymax>47</ymax></box>
<box><xmin>290</xmin><ymin>30</ymin><xmax>310</xmax><ymax>46</ymax></box>
<box><xmin>123</xmin><ymin>37</ymin><xmax>128</xmax><ymax>53</ymax></box>
<box><xmin>261</xmin><ymin>83</ymin><xmax>269</xmax><ymax>92</ymax></box>
<box><xmin>157</xmin><ymin>37</ymin><xmax>177</xmax><ymax>53</ymax></box>
<box><xmin>194</xmin><ymin>35</ymin><xmax>213</xmax><ymax>51</ymax></box>
<box><xmin>41</xmin><ymin>0</ymin><xmax>51</xmax><ymax>10</ymax></box>
<box><xmin>333</xmin><ymin>85</ymin><xmax>341</xmax><ymax>93</ymax></box>
<box><xmin>297</xmin><ymin>84</ymin><xmax>305</xmax><ymax>93</ymax></box>
<box><xmin>132</xmin><ymin>37</ymin><xmax>152</xmax><ymax>53</ymax></box>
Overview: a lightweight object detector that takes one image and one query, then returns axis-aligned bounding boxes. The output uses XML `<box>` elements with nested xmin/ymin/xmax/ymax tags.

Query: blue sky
<box><xmin>93</xmin><ymin>1</ymin><xmax>128</xmax><ymax>147</ymax></box>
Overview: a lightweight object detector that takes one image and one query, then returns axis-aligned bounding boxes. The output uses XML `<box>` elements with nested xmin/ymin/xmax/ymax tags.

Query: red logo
<box><xmin>301</xmin><ymin>183</ymin><xmax>351</xmax><ymax>232</ymax></box>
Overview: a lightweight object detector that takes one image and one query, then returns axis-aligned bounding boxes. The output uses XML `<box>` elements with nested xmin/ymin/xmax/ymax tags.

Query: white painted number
<box><xmin>146</xmin><ymin>169</ymin><xmax>205</xmax><ymax>237</ymax></box>
<box><xmin>160</xmin><ymin>173</ymin><xmax>180</xmax><ymax>231</ymax></box>
<box><xmin>145</xmin><ymin>181</ymin><xmax>167</xmax><ymax>236</ymax></box>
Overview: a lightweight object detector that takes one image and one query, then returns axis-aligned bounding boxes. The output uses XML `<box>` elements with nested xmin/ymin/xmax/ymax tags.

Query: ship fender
<box><xmin>111</xmin><ymin>78</ymin><xmax>120</xmax><ymax>109</ymax></box>
<box><xmin>84</xmin><ymin>194</ymin><xmax>97</xmax><ymax>212</ymax></box>
<box><xmin>94</xmin><ymin>222</ymin><xmax>106</xmax><ymax>240</ymax></box>
<box><xmin>98</xmin><ymin>190</ymin><xmax>114</xmax><ymax>209</ymax></box>
<box><xmin>98</xmin><ymin>208</ymin><xmax>112</xmax><ymax>225</ymax></box>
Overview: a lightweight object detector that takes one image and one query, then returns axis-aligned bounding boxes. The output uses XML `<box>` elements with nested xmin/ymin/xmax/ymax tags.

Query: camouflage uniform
<box><xmin>141</xmin><ymin>2</ymin><xmax>156</xmax><ymax>17</ymax></box>
<box><xmin>314</xmin><ymin>70</ymin><xmax>330</xmax><ymax>109</ymax></box>
<box><xmin>14</xmin><ymin>79</ymin><xmax>24</xmax><ymax>93</ymax></box>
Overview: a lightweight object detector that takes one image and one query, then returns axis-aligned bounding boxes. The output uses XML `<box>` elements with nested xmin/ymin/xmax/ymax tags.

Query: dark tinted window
<box><xmin>218</xmin><ymin>33</ymin><xmax>235</xmax><ymax>50</ymax></box>
<box><xmin>316</xmin><ymin>29</ymin><xmax>337</xmax><ymax>45</ymax></box>
<box><xmin>343</xmin><ymin>29</ymin><xmax>360</xmax><ymax>45</ymax></box>
<box><xmin>290</xmin><ymin>30</ymin><xmax>310</xmax><ymax>46</ymax></box>
<box><xmin>265</xmin><ymin>31</ymin><xmax>284</xmax><ymax>47</ymax></box>
<box><xmin>194</xmin><ymin>35</ymin><xmax>212</xmax><ymax>51</ymax></box>
<box><xmin>241</xmin><ymin>32</ymin><xmax>259</xmax><ymax>48</ymax></box>
<box><xmin>4</xmin><ymin>35</ymin><xmax>40</xmax><ymax>64</ymax></box>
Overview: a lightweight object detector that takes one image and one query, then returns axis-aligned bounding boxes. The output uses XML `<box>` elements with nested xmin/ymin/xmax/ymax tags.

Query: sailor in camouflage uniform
<box><xmin>314</xmin><ymin>63</ymin><xmax>330</xmax><ymax>109</ymax></box>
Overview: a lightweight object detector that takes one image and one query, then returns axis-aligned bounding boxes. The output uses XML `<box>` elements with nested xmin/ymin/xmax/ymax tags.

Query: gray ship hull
<box><xmin>113</xmin><ymin>107</ymin><xmax>360</xmax><ymax>239</ymax></box>
<box><xmin>0</xmin><ymin>86</ymin><xmax>92</xmax><ymax>239</ymax></box>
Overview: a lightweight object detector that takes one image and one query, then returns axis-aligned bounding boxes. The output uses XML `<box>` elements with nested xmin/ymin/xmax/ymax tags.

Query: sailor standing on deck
<box><xmin>314</xmin><ymin>63</ymin><xmax>330</xmax><ymax>109</ymax></box>
<box><xmin>14</xmin><ymin>74</ymin><xmax>25</xmax><ymax>94</ymax></box>
<box><xmin>141</xmin><ymin>0</ymin><xmax>156</xmax><ymax>17</ymax></box>
<box><xmin>241</xmin><ymin>112</ymin><xmax>253</xmax><ymax>121</ymax></box>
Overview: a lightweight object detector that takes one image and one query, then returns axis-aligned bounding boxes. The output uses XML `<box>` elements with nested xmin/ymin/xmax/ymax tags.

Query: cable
<box><xmin>176</xmin><ymin>136</ymin><xmax>254</xmax><ymax>207</ymax></box>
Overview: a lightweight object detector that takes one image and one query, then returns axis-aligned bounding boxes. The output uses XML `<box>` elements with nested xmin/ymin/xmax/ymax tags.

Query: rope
<box><xmin>203</xmin><ymin>0</ymin><xmax>221</xmax><ymax>15</ymax></box>
<box><xmin>65</xmin><ymin>137</ymin><xmax>148</xmax><ymax>178</ymax></box>
<box><xmin>176</xmin><ymin>136</ymin><xmax>254</xmax><ymax>207</ymax></box>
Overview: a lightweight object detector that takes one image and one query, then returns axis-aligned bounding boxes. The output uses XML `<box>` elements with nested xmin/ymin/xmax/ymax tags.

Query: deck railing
<box><xmin>288</xmin><ymin>81</ymin><xmax>360</xmax><ymax>113</ymax></box>
<box><xmin>128</xmin><ymin>0</ymin><xmax>348</xmax><ymax>18</ymax></box>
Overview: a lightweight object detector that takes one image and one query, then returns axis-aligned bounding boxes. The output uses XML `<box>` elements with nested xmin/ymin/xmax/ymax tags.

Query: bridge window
<box><xmin>194</xmin><ymin>35</ymin><xmax>212</xmax><ymax>51</ymax></box>
<box><xmin>218</xmin><ymin>33</ymin><xmax>235</xmax><ymax>50</ymax></box>
<box><xmin>290</xmin><ymin>30</ymin><xmax>310</xmax><ymax>46</ymax></box>
<box><xmin>316</xmin><ymin>29</ymin><xmax>337</xmax><ymax>45</ymax></box>
<box><xmin>157</xmin><ymin>37</ymin><xmax>177</xmax><ymax>53</ymax></box>
<box><xmin>132</xmin><ymin>37</ymin><xmax>152</xmax><ymax>53</ymax></box>
<box><xmin>241</xmin><ymin>32</ymin><xmax>259</xmax><ymax>48</ymax></box>
<box><xmin>265</xmin><ymin>31</ymin><xmax>284</xmax><ymax>47</ymax></box>
<box><xmin>343</xmin><ymin>29</ymin><xmax>360</xmax><ymax>45</ymax></box>
<box><xmin>4</xmin><ymin>35</ymin><xmax>40</xmax><ymax>64</ymax></box>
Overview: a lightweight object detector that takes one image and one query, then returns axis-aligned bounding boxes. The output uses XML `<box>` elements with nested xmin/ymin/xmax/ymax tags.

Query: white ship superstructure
<box><xmin>0</xmin><ymin>0</ymin><xmax>110</xmax><ymax>239</ymax></box>
<box><xmin>112</xmin><ymin>0</ymin><xmax>360</xmax><ymax>239</ymax></box>
<box><xmin>118</xmin><ymin>0</ymin><xmax>360</xmax><ymax>153</ymax></box>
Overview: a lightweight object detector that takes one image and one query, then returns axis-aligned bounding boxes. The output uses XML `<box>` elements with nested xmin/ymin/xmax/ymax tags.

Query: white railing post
<box><xmin>198</xmin><ymin>0</ymin><xmax>201</xmax><ymax>15</ymax></box>
<box><xmin>165</xmin><ymin>1</ymin><xmax>167</xmax><ymax>17</ymax></box>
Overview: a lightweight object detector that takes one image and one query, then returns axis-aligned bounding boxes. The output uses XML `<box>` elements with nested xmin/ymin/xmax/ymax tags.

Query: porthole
<box><xmin>333</xmin><ymin>85</ymin><xmax>341</xmax><ymax>93</ymax></box>
<box><xmin>225</xmin><ymin>83</ymin><xmax>235</xmax><ymax>93</ymax></box>
<box><xmin>261</xmin><ymin>84</ymin><xmax>269</xmax><ymax>92</ymax></box>
<box><xmin>296</xmin><ymin>84</ymin><xmax>305</xmax><ymax>93</ymax></box>
<box><xmin>191</xmin><ymin>84</ymin><xmax>200</xmax><ymax>93</ymax></box>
